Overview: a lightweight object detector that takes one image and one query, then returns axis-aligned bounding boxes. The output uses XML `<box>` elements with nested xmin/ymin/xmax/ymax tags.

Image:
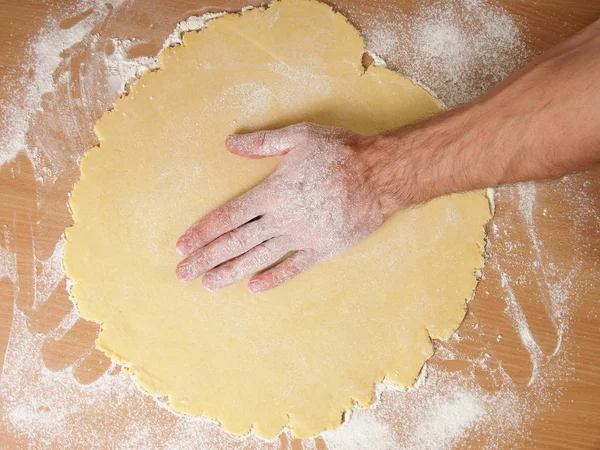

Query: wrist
<box><xmin>354</xmin><ymin>132</ymin><xmax>428</xmax><ymax>216</ymax></box>
<box><xmin>356</xmin><ymin>105</ymin><xmax>492</xmax><ymax>215</ymax></box>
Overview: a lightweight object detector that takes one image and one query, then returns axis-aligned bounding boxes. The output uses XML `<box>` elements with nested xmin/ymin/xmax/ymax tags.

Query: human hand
<box><xmin>175</xmin><ymin>123</ymin><xmax>390</xmax><ymax>293</ymax></box>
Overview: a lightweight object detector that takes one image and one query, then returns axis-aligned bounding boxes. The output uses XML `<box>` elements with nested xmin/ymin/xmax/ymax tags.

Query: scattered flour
<box><xmin>499</xmin><ymin>272</ymin><xmax>543</xmax><ymax>386</ymax></box>
<box><xmin>412</xmin><ymin>391</ymin><xmax>484</xmax><ymax>448</ymax></box>
<box><xmin>33</xmin><ymin>236</ymin><xmax>66</xmax><ymax>310</ymax></box>
<box><xmin>346</xmin><ymin>0</ymin><xmax>532</xmax><ymax>107</ymax></box>
<box><xmin>0</xmin><ymin>0</ymin><xmax>597</xmax><ymax>449</ymax></box>
<box><xmin>0</xmin><ymin>246</ymin><xmax>18</xmax><ymax>285</ymax></box>
<box><xmin>103</xmin><ymin>38</ymin><xmax>161</xmax><ymax>97</ymax></box>
<box><xmin>0</xmin><ymin>0</ymin><xmax>126</xmax><ymax>170</ymax></box>
<box><xmin>162</xmin><ymin>12</ymin><xmax>228</xmax><ymax>48</ymax></box>
<box><xmin>322</xmin><ymin>414</ymin><xmax>394</xmax><ymax>450</ymax></box>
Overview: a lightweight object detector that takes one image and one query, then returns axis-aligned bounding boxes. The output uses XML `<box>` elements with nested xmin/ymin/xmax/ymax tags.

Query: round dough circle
<box><xmin>65</xmin><ymin>0</ymin><xmax>490</xmax><ymax>438</ymax></box>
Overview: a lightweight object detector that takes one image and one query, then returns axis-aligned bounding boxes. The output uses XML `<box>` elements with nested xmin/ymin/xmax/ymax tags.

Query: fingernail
<box><xmin>176</xmin><ymin>267</ymin><xmax>189</xmax><ymax>282</ymax></box>
<box><xmin>176</xmin><ymin>262</ymin><xmax>194</xmax><ymax>282</ymax></box>
<box><xmin>227</xmin><ymin>134</ymin><xmax>243</xmax><ymax>144</ymax></box>
<box><xmin>248</xmin><ymin>280</ymin><xmax>263</xmax><ymax>293</ymax></box>
<box><xmin>176</xmin><ymin>240</ymin><xmax>189</xmax><ymax>256</ymax></box>
<box><xmin>203</xmin><ymin>273</ymin><xmax>217</xmax><ymax>291</ymax></box>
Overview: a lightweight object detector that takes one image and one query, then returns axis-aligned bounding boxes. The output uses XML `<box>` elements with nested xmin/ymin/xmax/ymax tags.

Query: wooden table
<box><xmin>1</xmin><ymin>0</ymin><xmax>599</xmax><ymax>448</ymax></box>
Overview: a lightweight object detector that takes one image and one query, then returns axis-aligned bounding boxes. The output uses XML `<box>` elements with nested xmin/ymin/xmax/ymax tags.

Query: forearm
<box><xmin>364</xmin><ymin>18</ymin><xmax>600</xmax><ymax>214</ymax></box>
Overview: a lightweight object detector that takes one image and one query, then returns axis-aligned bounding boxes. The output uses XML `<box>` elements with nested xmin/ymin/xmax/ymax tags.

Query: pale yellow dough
<box><xmin>64</xmin><ymin>0</ymin><xmax>490</xmax><ymax>438</ymax></box>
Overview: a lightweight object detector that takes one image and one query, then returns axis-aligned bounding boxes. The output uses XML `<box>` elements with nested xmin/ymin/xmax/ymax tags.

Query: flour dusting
<box><xmin>0</xmin><ymin>0</ymin><xmax>597</xmax><ymax>449</ymax></box>
<box><xmin>347</xmin><ymin>0</ymin><xmax>532</xmax><ymax>107</ymax></box>
<box><xmin>0</xmin><ymin>1</ymin><xmax>123</xmax><ymax>171</ymax></box>
<box><xmin>0</xmin><ymin>246</ymin><xmax>18</xmax><ymax>285</ymax></box>
<box><xmin>33</xmin><ymin>237</ymin><xmax>66</xmax><ymax>310</ymax></box>
<box><xmin>323</xmin><ymin>414</ymin><xmax>393</xmax><ymax>450</ymax></box>
<box><xmin>163</xmin><ymin>12</ymin><xmax>228</xmax><ymax>48</ymax></box>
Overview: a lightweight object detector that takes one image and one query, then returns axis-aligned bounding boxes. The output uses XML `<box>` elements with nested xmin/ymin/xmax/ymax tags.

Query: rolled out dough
<box><xmin>64</xmin><ymin>0</ymin><xmax>490</xmax><ymax>439</ymax></box>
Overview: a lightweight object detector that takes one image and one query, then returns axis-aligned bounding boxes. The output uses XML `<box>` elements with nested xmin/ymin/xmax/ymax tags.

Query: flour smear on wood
<box><xmin>0</xmin><ymin>1</ymin><xmax>597</xmax><ymax>449</ymax></box>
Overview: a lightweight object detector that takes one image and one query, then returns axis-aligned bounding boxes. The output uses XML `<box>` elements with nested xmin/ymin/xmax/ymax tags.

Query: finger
<box><xmin>248</xmin><ymin>250</ymin><xmax>318</xmax><ymax>293</ymax></box>
<box><xmin>176</xmin><ymin>219</ymin><xmax>273</xmax><ymax>282</ymax></box>
<box><xmin>176</xmin><ymin>187</ymin><xmax>264</xmax><ymax>256</ymax></box>
<box><xmin>225</xmin><ymin>123</ymin><xmax>310</xmax><ymax>158</ymax></box>
<box><xmin>202</xmin><ymin>236</ymin><xmax>290</xmax><ymax>290</ymax></box>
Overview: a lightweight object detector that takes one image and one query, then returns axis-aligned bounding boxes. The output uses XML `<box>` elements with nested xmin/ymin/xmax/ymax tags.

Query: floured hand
<box><xmin>176</xmin><ymin>16</ymin><xmax>600</xmax><ymax>293</ymax></box>
<box><xmin>175</xmin><ymin>123</ymin><xmax>388</xmax><ymax>293</ymax></box>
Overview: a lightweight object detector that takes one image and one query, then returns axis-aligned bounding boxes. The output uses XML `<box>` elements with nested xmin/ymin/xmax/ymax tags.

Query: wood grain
<box><xmin>0</xmin><ymin>0</ymin><xmax>598</xmax><ymax>448</ymax></box>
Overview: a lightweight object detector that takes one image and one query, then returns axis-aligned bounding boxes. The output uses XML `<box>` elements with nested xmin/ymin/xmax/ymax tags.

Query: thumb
<box><xmin>225</xmin><ymin>126</ymin><xmax>300</xmax><ymax>159</ymax></box>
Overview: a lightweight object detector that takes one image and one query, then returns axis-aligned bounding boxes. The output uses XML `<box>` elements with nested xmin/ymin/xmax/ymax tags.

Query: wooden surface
<box><xmin>0</xmin><ymin>0</ymin><xmax>599</xmax><ymax>448</ymax></box>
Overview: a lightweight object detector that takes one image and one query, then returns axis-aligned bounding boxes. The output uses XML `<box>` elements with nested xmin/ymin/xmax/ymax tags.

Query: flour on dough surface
<box><xmin>64</xmin><ymin>0</ymin><xmax>490</xmax><ymax>439</ymax></box>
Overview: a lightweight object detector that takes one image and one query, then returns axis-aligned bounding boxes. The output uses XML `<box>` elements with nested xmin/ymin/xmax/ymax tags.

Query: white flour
<box><xmin>322</xmin><ymin>414</ymin><xmax>393</xmax><ymax>450</ymax></box>
<box><xmin>0</xmin><ymin>0</ymin><xmax>597</xmax><ymax>449</ymax></box>
<box><xmin>0</xmin><ymin>246</ymin><xmax>18</xmax><ymax>285</ymax></box>
<box><xmin>33</xmin><ymin>236</ymin><xmax>66</xmax><ymax>310</ymax></box>
<box><xmin>499</xmin><ymin>272</ymin><xmax>544</xmax><ymax>386</ymax></box>
<box><xmin>163</xmin><ymin>12</ymin><xmax>229</xmax><ymax>48</ymax></box>
<box><xmin>0</xmin><ymin>0</ymin><xmax>124</xmax><ymax>172</ymax></box>
<box><xmin>346</xmin><ymin>0</ymin><xmax>532</xmax><ymax>107</ymax></box>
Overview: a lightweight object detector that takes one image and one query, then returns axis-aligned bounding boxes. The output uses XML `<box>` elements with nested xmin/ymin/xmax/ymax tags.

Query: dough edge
<box><xmin>63</xmin><ymin>0</ymin><xmax>492</xmax><ymax>439</ymax></box>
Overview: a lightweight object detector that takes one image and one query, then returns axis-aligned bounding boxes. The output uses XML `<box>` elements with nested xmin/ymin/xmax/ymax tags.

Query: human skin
<box><xmin>176</xmin><ymin>17</ymin><xmax>600</xmax><ymax>293</ymax></box>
